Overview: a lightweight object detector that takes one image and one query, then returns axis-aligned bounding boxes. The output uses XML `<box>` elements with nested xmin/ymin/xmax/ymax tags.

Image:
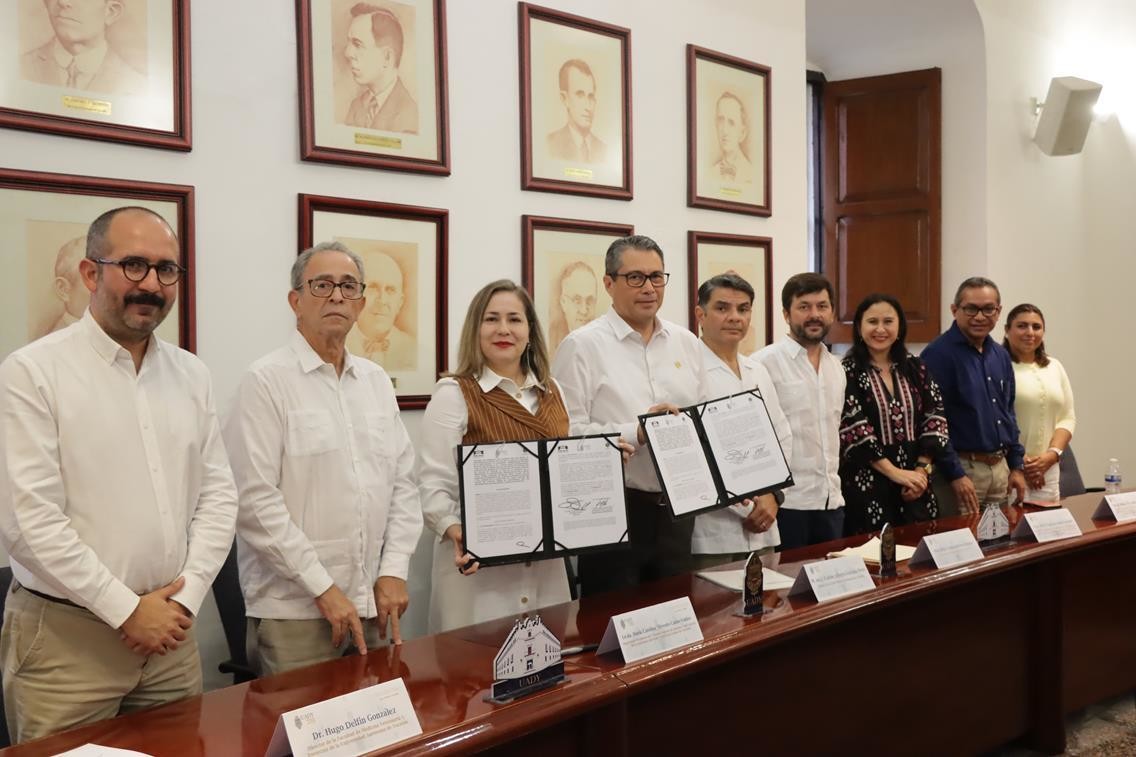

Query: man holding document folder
<box><xmin>553</xmin><ymin>235</ymin><xmax>708</xmax><ymax>596</ymax></box>
<box><xmin>690</xmin><ymin>274</ymin><xmax>792</xmax><ymax>568</ymax></box>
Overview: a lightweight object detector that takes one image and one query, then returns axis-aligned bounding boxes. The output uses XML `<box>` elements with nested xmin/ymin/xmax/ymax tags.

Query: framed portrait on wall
<box><xmin>298</xmin><ymin>0</ymin><xmax>450</xmax><ymax>174</ymax></box>
<box><xmin>300</xmin><ymin>194</ymin><xmax>447</xmax><ymax>408</ymax></box>
<box><xmin>522</xmin><ymin>215</ymin><xmax>632</xmax><ymax>358</ymax></box>
<box><xmin>519</xmin><ymin>3</ymin><xmax>632</xmax><ymax>200</ymax></box>
<box><xmin>0</xmin><ymin>0</ymin><xmax>192</xmax><ymax>150</ymax></box>
<box><xmin>687</xmin><ymin>45</ymin><xmax>771</xmax><ymax>216</ymax></box>
<box><xmin>0</xmin><ymin>167</ymin><xmax>195</xmax><ymax>362</ymax></box>
<box><xmin>688</xmin><ymin>231</ymin><xmax>772</xmax><ymax>355</ymax></box>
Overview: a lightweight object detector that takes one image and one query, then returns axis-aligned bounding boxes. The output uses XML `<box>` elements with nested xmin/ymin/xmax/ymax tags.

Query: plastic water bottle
<box><xmin>1105</xmin><ymin>458</ymin><xmax>1122</xmax><ymax>493</ymax></box>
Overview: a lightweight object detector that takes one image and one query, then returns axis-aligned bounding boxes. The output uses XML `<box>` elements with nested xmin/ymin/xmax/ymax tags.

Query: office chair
<box><xmin>211</xmin><ymin>544</ymin><xmax>256</xmax><ymax>684</ymax></box>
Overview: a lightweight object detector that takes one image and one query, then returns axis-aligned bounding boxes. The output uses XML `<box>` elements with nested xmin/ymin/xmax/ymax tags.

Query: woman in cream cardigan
<box><xmin>1003</xmin><ymin>303</ymin><xmax>1076</xmax><ymax>502</ymax></box>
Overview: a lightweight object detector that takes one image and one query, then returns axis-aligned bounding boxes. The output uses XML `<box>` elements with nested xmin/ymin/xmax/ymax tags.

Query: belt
<box><xmin>18</xmin><ymin>583</ymin><xmax>82</xmax><ymax>609</ymax></box>
<box><xmin>958</xmin><ymin>450</ymin><xmax>1005</xmax><ymax>466</ymax></box>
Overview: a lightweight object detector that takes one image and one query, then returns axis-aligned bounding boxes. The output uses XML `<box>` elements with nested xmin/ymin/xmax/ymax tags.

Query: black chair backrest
<box><xmin>1059</xmin><ymin>445</ymin><xmax>1090</xmax><ymax>497</ymax></box>
<box><xmin>211</xmin><ymin>543</ymin><xmax>255</xmax><ymax>683</ymax></box>
<box><xmin>0</xmin><ymin>565</ymin><xmax>13</xmax><ymax>748</ymax></box>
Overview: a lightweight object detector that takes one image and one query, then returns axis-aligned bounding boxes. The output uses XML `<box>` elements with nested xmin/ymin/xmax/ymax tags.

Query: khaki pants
<box><xmin>1</xmin><ymin>584</ymin><xmax>201</xmax><ymax>744</ymax></box>
<box><xmin>934</xmin><ymin>458</ymin><xmax>1010</xmax><ymax>516</ymax></box>
<box><xmin>250</xmin><ymin>617</ymin><xmax>382</xmax><ymax>677</ymax></box>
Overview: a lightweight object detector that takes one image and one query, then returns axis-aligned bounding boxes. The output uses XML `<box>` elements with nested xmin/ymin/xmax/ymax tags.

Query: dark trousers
<box><xmin>578</xmin><ymin>489</ymin><xmax>694</xmax><ymax>597</ymax></box>
<box><xmin>776</xmin><ymin>507</ymin><xmax>845</xmax><ymax>550</ymax></box>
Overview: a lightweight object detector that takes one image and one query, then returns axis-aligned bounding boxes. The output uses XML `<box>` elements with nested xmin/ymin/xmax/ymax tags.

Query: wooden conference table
<box><xmin>4</xmin><ymin>491</ymin><xmax>1134</xmax><ymax>756</ymax></box>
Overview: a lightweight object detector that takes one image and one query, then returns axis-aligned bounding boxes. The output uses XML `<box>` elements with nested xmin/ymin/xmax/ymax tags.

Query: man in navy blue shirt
<box><xmin>921</xmin><ymin>277</ymin><xmax>1026</xmax><ymax>514</ymax></box>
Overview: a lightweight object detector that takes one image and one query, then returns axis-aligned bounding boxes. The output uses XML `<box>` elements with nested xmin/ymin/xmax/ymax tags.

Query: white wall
<box><xmin>0</xmin><ymin>0</ymin><xmax>808</xmax><ymax>689</ymax></box>
<box><xmin>975</xmin><ymin>0</ymin><xmax>1136</xmax><ymax>484</ymax></box>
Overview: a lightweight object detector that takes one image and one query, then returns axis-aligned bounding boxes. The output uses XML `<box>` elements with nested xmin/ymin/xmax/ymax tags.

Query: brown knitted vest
<box><xmin>454</xmin><ymin>375</ymin><xmax>569</xmax><ymax>443</ymax></box>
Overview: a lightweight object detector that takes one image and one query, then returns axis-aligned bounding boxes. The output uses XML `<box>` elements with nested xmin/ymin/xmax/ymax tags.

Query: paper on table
<box><xmin>827</xmin><ymin>536</ymin><xmax>916</xmax><ymax>565</ymax></box>
<box><xmin>699</xmin><ymin>392</ymin><xmax>790</xmax><ymax>496</ymax></box>
<box><xmin>462</xmin><ymin>442</ymin><xmax>543</xmax><ymax>559</ymax></box>
<box><xmin>641</xmin><ymin>412</ymin><xmax>718</xmax><ymax>516</ymax></box>
<box><xmin>547</xmin><ymin>436</ymin><xmax>628</xmax><ymax>549</ymax></box>
<box><xmin>695</xmin><ymin>567</ymin><xmax>795</xmax><ymax>592</ymax></box>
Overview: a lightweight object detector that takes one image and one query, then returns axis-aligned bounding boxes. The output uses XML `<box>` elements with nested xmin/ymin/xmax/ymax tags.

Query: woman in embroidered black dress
<box><xmin>839</xmin><ymin>294</ymin><xmax>951</xmax><ymax>535</ymax></box>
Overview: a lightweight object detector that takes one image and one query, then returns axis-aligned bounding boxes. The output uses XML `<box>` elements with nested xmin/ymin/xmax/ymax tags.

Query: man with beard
<box><xmin>754</xmin><ymin>273</ymin><xmax>846</xmax><ymax>549</ymax></box>
<box><xmin>921</xmin><ymin>277</ymin><xmax>1026</xmax><ymax>515</ymax></box>
<box><xmin>0</xmin><ymin>207</ymin><xmax>237</xmax><ymax>742</ymax></box>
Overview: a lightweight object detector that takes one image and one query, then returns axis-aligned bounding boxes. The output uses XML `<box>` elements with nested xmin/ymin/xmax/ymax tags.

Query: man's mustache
<box><xmin>125</xmin><ymin>293</ymin><xmax>167</xmax><ymax>308</ymax></box>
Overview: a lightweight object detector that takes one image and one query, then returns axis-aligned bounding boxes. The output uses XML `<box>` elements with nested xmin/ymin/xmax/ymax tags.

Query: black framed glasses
<box><xmin>611</xmin><ymin>271</ymin><xmax>670</xmax><ymax>288</ymax></box>
<box><xmin>959</xmin><ymin>304</ymin><xmax>1000</xmax><ymax>318</ymax></box>
<box><xmin>94</xmin><ymin>257</ymin><xmax>186</xmax><ymax>286</ymax></box>
<box><xmin>302</xmin><ymin>279</ymin><xmax>365</xmax><ymax>300</ymax></box>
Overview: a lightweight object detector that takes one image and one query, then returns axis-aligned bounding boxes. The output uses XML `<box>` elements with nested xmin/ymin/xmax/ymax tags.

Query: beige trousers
<box><xmin>250</xmin><ymin>617</ymin><xmax>382</xmax><ymax>677</ymax></box>
<box><xmin>1</xmin><ymin>584</ymin><xmax>201</xmax><ymax>744</ymax></box>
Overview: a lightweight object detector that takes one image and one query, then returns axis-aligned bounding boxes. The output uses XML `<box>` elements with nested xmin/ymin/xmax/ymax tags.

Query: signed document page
<box><xmin>700</xmin><ymin>392</ymin><xmax>790</xmax><ymax>499</ymax></box>
<box><xmin>642</xmin><ymin>412</ymin><xmax>719</xmax><ymax>516</ymax></box>
<box><xmin>547</xmin><ymin>436</ymin><xmax>628</xmax><ymax>549</ymax></box>
<box><xmin>462</xmin><ymin>442</ymin><xmax>544</xmax><ymax>560</ymax></box>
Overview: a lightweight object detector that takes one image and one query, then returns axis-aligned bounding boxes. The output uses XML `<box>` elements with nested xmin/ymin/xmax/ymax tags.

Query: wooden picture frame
<box><xmin>688</xmin><ymin>231</ymin><xmax>773</xmax><ymax>354</ymax></box>
<box><xmin>519</xmin><ymin>3</ymin><xmax>632</xmax><ymax>200</ymax></box>
<box><xmin>297</xmin><ymin>0</ymin><xmax>450</xmax><ymax>175</ymax></box>
<box><xmin>687</xmin><ymin>44</ymin><xmax>771</xmax><ymax>216</ymax></box>
<box><xmin>299</xmin><ymin>193</ymin><xmax>448</xmax><ymax>409</ymax></box>
<box><xmin>521</xmin><ymin>215</ymin><xmax>633</xmax><ymax>359</ymax></box>
<box><xmin>0</xmin><ymin>0</ymin><xmax>192</xmax><ymax>150</ymax></box>
<box><xmin>0</xmin><ymin>167</ymin><xmax>196</xmax><ymax>362</ymax></box>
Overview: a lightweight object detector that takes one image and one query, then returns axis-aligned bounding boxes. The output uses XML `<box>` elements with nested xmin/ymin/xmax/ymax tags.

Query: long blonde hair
<box><xmin>450</xmin><ymin>279</ymin><xmax>551</xmax><ymax>384</ymax></box>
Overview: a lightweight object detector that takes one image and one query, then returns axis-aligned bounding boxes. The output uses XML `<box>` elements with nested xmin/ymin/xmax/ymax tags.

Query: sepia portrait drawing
<box><xmin>687</xmin><ymin>45</ymin><xmax>771</xmax><ymax>216</ymax></box>
<box><xmin>299</xmin><ymin>0</ymin><xmax>449</xmax><ymax>174</ymax></box>
<box><xmin>520</xmin><ymin>3</ymin><xmax>631</xmax><ymax>200</ymax></box>
<box><xmin>688</xmin><ymin>231</ymin><xmax>773</xmax><ymax>356</ymax></box>
<box><xmin>0</xmin><ymin>168</ymin><xmax>195</xmax><ymax>363</ymax></box>
<box><xmin>340</xmin><ymin>237</ymin><xmax>418</xmax><ymax>372</ymax></box>
<box><xmin>302</xmin><ymin>194</ymin><xmax>447</xmax><ymax>409</ymax></box>
<box><xmin>523</xmin><ymin>215</ymin><xmax>632</xmax><ymax>357</ymax></box>
<box><xmin>1</xmin><ymin>1</ymin><xmax>189</xmax><ymax>149</ymax></box>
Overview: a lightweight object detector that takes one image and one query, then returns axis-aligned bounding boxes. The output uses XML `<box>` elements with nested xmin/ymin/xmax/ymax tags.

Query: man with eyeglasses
<box><xmin>224</xmin><ymin>241</ymin><xmax>421</xmax><ymax>676</ymax></box>
<box><xmin>921</xmin><ymin>277</ymin><xmax>1026</xmax><ymax>515</ymax></box>
<box><xmin>0</xmin><ymin>207</ymin><xmax>237</xmax><ymax>742</ymax></box>
<box><xmin>552</xmin><ymin>235</ymin><xmax>707</xmax><ymax>595</ymax></box>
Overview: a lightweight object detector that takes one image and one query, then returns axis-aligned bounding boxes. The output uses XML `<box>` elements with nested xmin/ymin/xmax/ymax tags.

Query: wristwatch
<box><xmin>1047</xmin><ymin>447</ymin><xmax>1064</xmax><ymax>458</ymax></box>
<box><xmin>916</xmin><ymin>461</ymin><xmax>934</xmax><ymax>476</ymax></box>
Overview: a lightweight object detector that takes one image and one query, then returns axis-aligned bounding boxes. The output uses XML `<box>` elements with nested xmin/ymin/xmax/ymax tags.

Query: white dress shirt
<box><xmin>692</xmin><ymin>343</ymin><xmax>793</xmax><ymax>554</ymax></box>
<box><xmin>754</xmin><ymin>337</ymin><xmax>846</xmax><ymax>512</ymax></box>
<box><xmin>552</xmin><ymin>309</ymin><xmax>708</xmax><ymax>492</ymax></box>
<box><xmin>417</xmin><ymin>371</ymin><xmax>570</xmax><ymax>633</ymax></box>
<box><xmin>224</xmin><ymin>331</ymin><xmax>422</xmax><ymax>621</ymax></box>
<box><xmin>0</xmin><ymin>311</ymin><xmax>237</xmax><ymax>629</ymax></box>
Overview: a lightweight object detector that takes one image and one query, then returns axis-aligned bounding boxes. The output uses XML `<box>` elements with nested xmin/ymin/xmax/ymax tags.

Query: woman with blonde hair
<box><xmin>417</xmin><ymin>279</ymin><xmax>572</xmax><ymax>633</ymax></box>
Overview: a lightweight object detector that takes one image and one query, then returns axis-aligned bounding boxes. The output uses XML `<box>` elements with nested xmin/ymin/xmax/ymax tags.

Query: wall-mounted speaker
<box><xmin>1033</xmin><ymin>76</ymin><xmax>1103</xmax><ymax>157</ymax></box>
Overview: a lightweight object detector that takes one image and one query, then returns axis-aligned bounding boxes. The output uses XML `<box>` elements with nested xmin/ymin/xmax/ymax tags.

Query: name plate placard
<box><xmin>910</xmin><ymin>528</ymin><xmax>984</xmax><ymax>569</ymax></box>
<box><xmin>265</xmin><ymin>678</ymin><xmax>421</xmax><ymax>757</ymax></box>
<box><xmin>596</xmin><ymin>596</ymin><xmax>703</xmax><ymax>664</ymax></box>
<box><xmin>1011</xmin><ymin>508</ymin><xmax>1083</xmax><ymax>543</ymax></box>
<box><xmin>788</xmin><ymin>556</ymin><xmax>875</xmax><ymax>603</ymax></box>
<box><xmin>1092</xmin><ymin>492</ymin><xmax>1136</xmax><ymax>523</ymax></box>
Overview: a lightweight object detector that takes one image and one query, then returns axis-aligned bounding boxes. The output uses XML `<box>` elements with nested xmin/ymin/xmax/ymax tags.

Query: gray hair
<box><xmin>291</xmin><ymin>241</ymin><xmax>365</xmax><ymax>290</ymax></box>
<box><xmin>953</xmin><ymin>276</ymin><xmax>1000</xmax><ymax>305</ymax></box>
<box><xmin>604</xmin><ymin>234</ymin><xmax>664</xmax><ymax>277</ymax></box>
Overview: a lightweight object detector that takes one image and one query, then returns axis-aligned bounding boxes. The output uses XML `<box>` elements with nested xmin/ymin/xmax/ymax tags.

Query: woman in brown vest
<box><xmin>418</xmin><ymin>280</ymin><xmax>574</xmax><ymax>633</ymax></box>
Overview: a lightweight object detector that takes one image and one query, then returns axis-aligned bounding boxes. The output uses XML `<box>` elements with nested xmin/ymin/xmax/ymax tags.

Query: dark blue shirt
<box><xmin>920</xmin><ymin>322</ymin><xmax>1025</xmax><ymax>480</ymax></box>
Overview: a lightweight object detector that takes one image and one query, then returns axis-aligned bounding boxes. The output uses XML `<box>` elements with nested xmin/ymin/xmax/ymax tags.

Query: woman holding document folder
<box><xmin>839</xmin><ymin>294</ymin><xmax>951</xmax><ymax>535</ymax></box>
<box><xmin>417</xmin><ymin>280</ymin><xmax>574</xmax><ymax>633</ymax></box>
